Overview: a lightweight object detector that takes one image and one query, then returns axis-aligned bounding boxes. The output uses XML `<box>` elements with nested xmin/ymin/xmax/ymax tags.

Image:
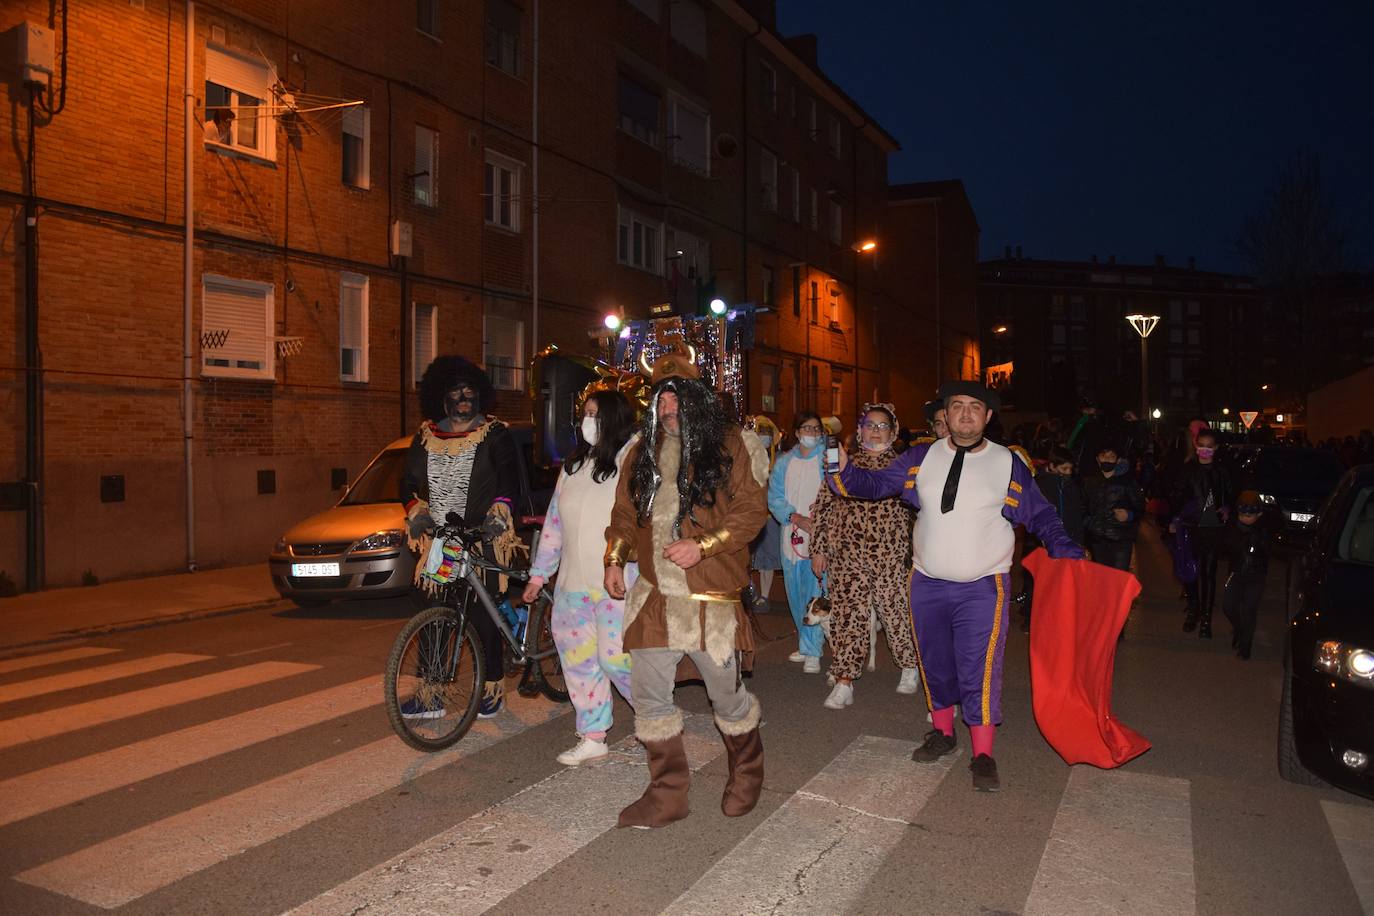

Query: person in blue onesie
<box><xmin>768</xmin><ymin>411</ymin><xmax>827</xmax><ymax>673</ymax></box>
<box><xmin>828</xmin><ymin>381</ymin><xmax>1084</xmax><ymax>791</ymax></box>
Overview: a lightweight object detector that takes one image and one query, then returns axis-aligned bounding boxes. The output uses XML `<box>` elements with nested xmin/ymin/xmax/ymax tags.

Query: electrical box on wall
<box><xmin>18</xmin><ymin>21</ymin><xmax>55</xmax><ymax>88</ymax></box>
<box><xmin>390</xmin><ymin>220</ymin><xmax>413</xmax><ymax>258</ymax></box>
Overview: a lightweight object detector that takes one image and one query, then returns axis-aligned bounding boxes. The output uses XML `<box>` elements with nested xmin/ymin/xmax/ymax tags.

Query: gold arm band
<box><xmin>604</xmin><ymin>536</ymin><xmax>634</xmax><ymax>568</ymax></box>
<box><xmin>693</xmin><ymin>528</ymin><xmax>733</xmax><ymax>558</ymax></box>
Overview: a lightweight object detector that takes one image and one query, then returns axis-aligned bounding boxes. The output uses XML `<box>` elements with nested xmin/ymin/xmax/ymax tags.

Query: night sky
<box><xmin>777</xmin><ymin>0</ymin><xmax>1372</xmax><ymax>275</ymax></box>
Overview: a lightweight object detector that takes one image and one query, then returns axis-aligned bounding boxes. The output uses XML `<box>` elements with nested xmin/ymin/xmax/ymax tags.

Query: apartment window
<box><xmin>791</xmin><ymin>265</ymin><xmax>801</xmax><ymax>318</ymax></box>
<box><xmin>412</xmin><ymin>302</ymin><xmax>436</xmax><ymax>385</ymax></box>
<box><xmin>809</xmin><ymin>280</ymin><xmax>819</xmax><ymax>324</ymax></box>
<box><xmin>761</xmin><ymin>363</ymin><xmax>778</xmax><ymax>412</ymax></box>
<box><xmin>808</xmin><ymin>97</ymin><xmax>818</xmax><ymax>140</ymax></box>
<box><xmin>484</xmin><ymin>151</ymin><xmax>522</xmax><ymax>230</ymax></box>
<box><xmin>617</xmin><ymin>205</ymin><xmax>661</xmax><ymax>274</ymax></box>
<box><xmin>1187</xmin><ymin>300</ymin><xmax>1201</xmax><ymax>317</ymax></box>
<box><xmin>485</xmin><ymin>0</ymin><xmax>520</xmax><ymax>75</ymax></box>
<box><xmin>810</xmin><ymin>364</ymin><xmax>820</xmax><ymax>401</ymax></box>
<box><xmin>670</xmin><ymin>0</ymin><xmax>706</xmax><ymax>56</ymax></box>
<box><xmin>666</xmin><ymin>226</ymin><xmax>709</xmax><ymax>283</ymax></box>
<box><xmin>789</xmin><ymin>166</ymin><xmax>800</xmax><ymax>223</ymax></box>
<box><xmin>485</xmin><ymin>315</ymin><xmax>525</xmax><ymax>390</ymax></box>
<box><xmin>1169</xmin><ymin>357</ymin><xmax>1184</xmax><ymax>382</ymax></box>
<box><xmin>759</xmin><ymin>62</ymin><xmax>776</xmax><ymax>112</ymax></box>
<box><xmin>789</xmin><ymin>83</ymin><xmax>798</xmax><ymax>121</ymax></box>
<box><xmin>828</xmin><ymin>284</ymin><xmax>840</xmax><ymax>324</ymax></box>
<box><xmin>204</xmin><ymin>47</ymin><xmax>274</xmax><ymax>160</ymax></box>
<box><xmin>626</xmin><ymin>0</ymin><xmax>659</xmax><ymax>21</ymax></box>
<box><xmin>828</xmin><ymin>116</ymin><xmax>843</xmax><ymax>158</ymax></box>
<box><xmin>762</xmin><ymin>265</ymin><xmax>775</xmax><ymax>306</ymax></box>
<box><xmin>417</xmin><ymin>0</ymin><xmax>440</xmax><ymax>37</ymax></box>
<box><xmin>341</xmin><ymin>105</ymin><xmax>370</xmax><ymax>189</ymax></box>
<box><xmin>760</xmin><ymin>148</ymin><xmax>778</xmax><ymax>212</ymax></box>
<box><xmin>828</xmin><ymin>200</ymin><xmax>842</xmax><ymax>246</ymax></box>
<box><xmin>413</xmin><ymin>125</ymin><xmax>438</xmax><ymax>206</ymax></box>
<box><xmin>809</xmin><ymin>187</ymin><xmax>818</xmax><ymax>230</ymax></box>
<box><xmin>202</xmin><ymin>274</ymin><xmax>273</xmax><ymax>380</ymax></box>
<box><xmin>668</xmin><ymin>96</ymin><xmax>709</xmax><ymax>175</ymax></box>
<box><xmin>831</xmin><ymin>381</ymin><xmax>842</xmax><ymax>416</ymax></box>
<box><xmin>339</xmin><ymin>272</ymin><xmax>369</xmax><ymax>382</ymax></box>
<box><xmin>617</xmin><ymin>74</ymin><xmax>659</xmax><ymax>146</ymax></box>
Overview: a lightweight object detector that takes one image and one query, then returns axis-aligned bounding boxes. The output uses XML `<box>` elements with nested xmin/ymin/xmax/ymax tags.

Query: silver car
<box><xmin>269</xmin><ymin>438</ymin><xmax>416</xmax><ymax>604</ymax></box>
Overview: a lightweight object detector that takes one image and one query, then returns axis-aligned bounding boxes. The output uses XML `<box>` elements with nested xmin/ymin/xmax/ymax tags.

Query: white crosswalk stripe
<box><xmin>1322</xmin><ymin>800</ymin><xmax>1374</xmax><ymax>915</ymax></box>
<box><xmin>0</xmin><ymin>646</ymin><xmax>122</xmax><ymax>676</ymax></box>
<box><xmin>0</xmin><ymin>652</ymin><xmax>211</xmax><ymax>704</ymax></box>
<box><xmin>289</xmin><ymin>713</ymin><xmax>726</xmax><ymax>916</ymax></box>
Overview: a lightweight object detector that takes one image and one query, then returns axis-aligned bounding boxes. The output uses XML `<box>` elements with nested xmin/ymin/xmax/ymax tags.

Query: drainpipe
<box><xmin>23</xmin><ymin>92</ymin><xmax>42</xmax><ymax>591</ymax></box>
<box><xmin>183</xmin><ymin>0</ymin><xmax>197</xmax><ymax>570</ymax></box>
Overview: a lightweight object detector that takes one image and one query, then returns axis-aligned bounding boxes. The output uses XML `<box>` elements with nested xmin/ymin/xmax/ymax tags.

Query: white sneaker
<box><xmin>788</xmin><ymin>651</ymin><xmax>806</xmax><ymax>663</ymax></box>
<box><xmin>823</xmin><ymin>681</ymin><xmax>854</xmax><ymax>709</ymax></box>
<box><xmin>802</xmin><ymin>656</ymin><xmax>821</xmax><ymax>674</ymax></box>
<box><xmin>556</xmin><ymin>737</ymin><xmax>609</xmax><ymax>766</ymax></box>
<box><xmin>896</xmin><ymin>668</ymin><xmax>920</xmax><ymax>695</ymax></box>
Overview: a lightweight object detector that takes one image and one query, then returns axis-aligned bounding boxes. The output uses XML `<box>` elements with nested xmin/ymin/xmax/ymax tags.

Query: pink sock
<box><xmin>931</xmin><ymin>706</ymin><xmax>955</xmax><ymax>737</ymax></box>
<box><xmin>585</xmin><ymin>731</ymin><xmax>606</xmax><ymax>743</ymax></box>
<box><xmin>969</xmin><ymin>724</ymin><xmax>995</xmax><ymax>757</ymax></box>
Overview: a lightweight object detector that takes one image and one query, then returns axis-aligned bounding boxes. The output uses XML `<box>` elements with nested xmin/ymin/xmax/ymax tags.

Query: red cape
<box><xmin>1023</xmin><ymin>548</ymin><xmax>1151</xmax><ymax>768</ymax></box>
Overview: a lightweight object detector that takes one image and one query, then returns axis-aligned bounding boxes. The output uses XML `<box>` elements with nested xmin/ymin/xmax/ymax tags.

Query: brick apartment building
<box><xmin>978</xmin><ymin>251</ymin><xmax>1260</xmax><ymax>427</ymax></box>
<box><xmin>1</xmin><ymin>0</ymin><xmax>973</xmax><ymax>588</ymax></box>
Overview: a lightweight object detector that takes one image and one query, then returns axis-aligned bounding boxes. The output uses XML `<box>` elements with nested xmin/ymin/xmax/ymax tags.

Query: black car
<box><xmin>1232</xmin><ymin>447</ymin><xmax>1346</xmax><ymax>549</ymax></box>
<box><xmin>1280</xmin><ymin>464</ymin><xmax>1374</xmax><ymax>797</ymax></box>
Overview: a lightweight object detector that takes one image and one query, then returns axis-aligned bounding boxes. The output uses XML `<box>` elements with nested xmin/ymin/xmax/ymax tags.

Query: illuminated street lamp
<box><xmin>1152</xmin><ymin>408</ymin><xmax>1162</xmax><ymax>420</ymax></box>
<box><xmin>853</xmin><ymin>239</ymin><xmax>878</xmax><ymax>253</ymax></box>
<box><xmin>708</xmin><ymin>298</ymin><xmax>728</xmax><ymax>316</ymax></box>
<box><xmin>1125</xmin><ymin>314</ymin><xmax>1161</xmax><ymax>420</ymax></box>
<box><xmin>993</xmin><ymin>325</ymin><xmax>1009</xmax><ymax>334</ymax></box>
<box><xmin>603</xmin><ymin>313</ymin><xmax>622</xmax><ymax>331</ymax></box>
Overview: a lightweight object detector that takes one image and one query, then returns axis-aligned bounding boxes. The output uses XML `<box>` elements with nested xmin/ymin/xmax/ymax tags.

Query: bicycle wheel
<box><xmin>528</xmin><ymin>593</ymin><xmax>570</xmax><ymax>703</ymax></box>
<box><xmin>384</xmin><ymin>605</ymin><xmax>484</xmax><ymax>751</ymax></box>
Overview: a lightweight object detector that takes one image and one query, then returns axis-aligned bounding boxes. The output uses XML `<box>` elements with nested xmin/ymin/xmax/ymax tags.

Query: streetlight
<box><xmin>1152</xmin><ymin>408</ymin><xmax>1162</xmax><ymax>420</ymax></box>
<box><xmin>853</xmin><ymin>239</ymin><xmax>878</xmax><ymax>253</ymax></box>
<box><xmin>603</xmin><ymin>313</ymin><xmax>622</xmax><ymax>331</ymax></box>
<box><xmin>1125</xmin><ymin>314</ymin><xmax>1161</xmax><ymax>421</ymax></box>
<box><xmin>993</xmin><ymin>325</ymin><xmax>1009</xmax><ymax>334</ymax></box>
<box><xmin>708</xmin><ymin>298</ymin><xmax>728</xmax><ymax>316</ymax></box>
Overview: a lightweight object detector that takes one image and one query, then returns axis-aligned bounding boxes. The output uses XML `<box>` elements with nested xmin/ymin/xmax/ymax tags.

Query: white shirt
<box><xmin>782</xmin><ymin>447</ymin><xmax>822</xmax><ymax>562</ymax></box>
<box><xmin>912</xmin><ymin>439</ymin><xmax>1015</xmax><ymax>582</ymax></box>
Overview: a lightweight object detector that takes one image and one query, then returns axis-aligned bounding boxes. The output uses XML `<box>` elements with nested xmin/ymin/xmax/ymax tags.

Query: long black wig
<box><xmin>628</xmin><ymin>375</ymin><xmax>734</xmax><ymax>534</ymax></box>
<box><xmin>418</xmin><ymin>355</ymin><xmax>496</xmax><ymax>423</ymax></box>
<box><xmin>564</xmin><ymin>390</ymin><xmax>638</xmax><ymax>484</ymax></box>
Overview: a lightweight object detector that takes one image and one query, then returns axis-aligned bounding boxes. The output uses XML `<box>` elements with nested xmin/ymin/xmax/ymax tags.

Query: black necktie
<box><xmin>940</xmin><ymin>439</ymin><xmax>983</xmax><ymax>513</ymax></box>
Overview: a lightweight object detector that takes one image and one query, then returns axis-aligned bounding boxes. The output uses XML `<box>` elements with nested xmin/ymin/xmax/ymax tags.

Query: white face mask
<box><xmin>861</xmin><ymin>439</ymin><xmax>889</xmax><ymax>452</ymax></box>
<box><xmin>798</xmin><ymin>435</ymin><xmax>822</xmax><ymax>450</ymax></box>
<box><xmin>580</xmin><ymin>416</ymin><xmax>600</xmax><ymax>447</ymax></box>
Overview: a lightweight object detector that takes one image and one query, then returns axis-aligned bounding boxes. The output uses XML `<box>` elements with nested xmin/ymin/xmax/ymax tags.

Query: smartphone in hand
<box><xmin>824</xmin><ymin>434</ymin><xmax>841</xmax><ymax>474</ymax></box>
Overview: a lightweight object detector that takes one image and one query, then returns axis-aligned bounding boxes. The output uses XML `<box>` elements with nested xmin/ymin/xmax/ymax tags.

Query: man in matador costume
<box><xmin>402</xmin><ymin>355</ymin><xmax>526</xmax><ymax>718</ymax></box>
<box><xmin>605</xmin><ymin>346</ymin><xmax>770</xmax><ymax>828</ymax></box>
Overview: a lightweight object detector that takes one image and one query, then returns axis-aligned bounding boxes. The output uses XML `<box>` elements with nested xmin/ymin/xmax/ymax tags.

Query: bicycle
<box><xmin>384</xmin><ymin>520</ymin><xmax>566</xmax><ymax>751</ymax></box>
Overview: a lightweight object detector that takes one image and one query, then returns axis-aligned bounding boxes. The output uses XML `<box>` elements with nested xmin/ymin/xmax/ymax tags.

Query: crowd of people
<box><xmin>402</xmin><ymin>352</ymin><xmax>1273</xmax><ymax>829</ymax></box>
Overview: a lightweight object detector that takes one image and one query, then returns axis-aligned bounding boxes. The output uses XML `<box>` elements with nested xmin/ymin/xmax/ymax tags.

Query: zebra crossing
<box><xmin>1</xmin><ymin>642</ymin><xmax>1371</xmax><ymax>915</ymax></box>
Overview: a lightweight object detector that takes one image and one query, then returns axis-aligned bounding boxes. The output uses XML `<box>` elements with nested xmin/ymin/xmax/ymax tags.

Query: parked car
<box><xmin>1231</xmin><ymin>447</ymin><xmax>1346</xmax><ymax>549</ymax></box>
<box><xmin>269</xmin><ymin>426</ymin><xmax>555</xmax><ymax>605</ymax></box>
<box><xmin>1279</xmin><ymin>464</ymin><xmax>1374</xmax><ymax>798</ymax></box>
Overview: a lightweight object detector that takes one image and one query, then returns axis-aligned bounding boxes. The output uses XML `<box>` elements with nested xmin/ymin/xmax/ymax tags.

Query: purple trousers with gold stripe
<box><xmin>909</xmin><ymin>570</ymin><xmax>1010</xmax><ymax>726</ymax></box>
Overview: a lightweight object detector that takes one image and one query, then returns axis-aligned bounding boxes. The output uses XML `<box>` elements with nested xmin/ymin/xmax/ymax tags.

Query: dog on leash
<box><xmin>802</xmin><ymin>595</ymin><xmax>877</xmax><ymax>673</ymax></box>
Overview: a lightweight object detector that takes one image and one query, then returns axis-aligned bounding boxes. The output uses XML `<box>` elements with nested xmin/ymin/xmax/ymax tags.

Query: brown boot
<box><xmin>618</xmin><ymin>714</ymin><xmax>690</xmax><ymax>829</ymax></box>
<box><xmin>719</xmin><ymin>698</ymin><xmax>764</xmax><ymax>817</ymax></box>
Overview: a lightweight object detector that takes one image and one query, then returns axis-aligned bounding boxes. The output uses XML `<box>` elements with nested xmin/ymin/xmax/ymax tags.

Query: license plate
<box><xmin>292</xmin><ymin>562</ymin><xmax>340</xmax><ymax>577</ymax></box>
<box><xmin>1290</xmin><ymin>512</ymin><xmax>1314</xmax><ymax>524</ymax></box>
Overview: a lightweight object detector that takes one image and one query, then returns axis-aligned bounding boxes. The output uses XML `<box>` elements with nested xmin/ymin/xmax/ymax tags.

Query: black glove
<box><xmin>480</xmin><ymin>510</ymin><xmax>509</xmax><ymax>542</ymax></box>
<box><xmin>408</xmin><ymin>511</ymin><xmax>435</xmax><ymax>538</ymax></box>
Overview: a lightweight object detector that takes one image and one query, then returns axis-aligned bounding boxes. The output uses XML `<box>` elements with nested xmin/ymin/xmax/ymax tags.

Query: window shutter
<box><xmin>206</xmin><ymin>46</ymin><xmax>269</xmax><ymax>96</ymax></box>
<box><xmin>340</xmin><ymin>274</ymin><xmax>367</xmax><ymax>380</ymax></box>
<box><xmin>413</xmin><ymin>303</ymin><xmax>435</xmax><ymax>383</ymax></box>
<box><xmin>342</xmin><ymin>105</ymin><xmax>366</xmax><ymax>139</ymax></box>
<box><xmin>203</xmin><ymin>277</ymin><xmax>269</xmax><ymax>370</ymax></box>
<box><xmin>414</xmin><ymin>126</ymin><xmax>436</xmax><ymax>204</ymax></box>
<box><xmin>488</xmin><ymin>0</ymin><xmax>521</xmax><ymax>31</ymax></box>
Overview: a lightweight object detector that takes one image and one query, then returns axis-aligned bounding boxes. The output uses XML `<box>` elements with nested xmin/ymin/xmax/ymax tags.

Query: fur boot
<box><xmin>618</xmin><ymin>713</ymin><xmax>690</xmax><ymax>829</ymax></box>
<box><xmin>718</xmin><ymin>698</ymin><xmax>764</xmax><ymax>817</ymax></box>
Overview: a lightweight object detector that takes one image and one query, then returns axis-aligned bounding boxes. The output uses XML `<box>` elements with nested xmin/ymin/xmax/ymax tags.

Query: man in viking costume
<box><xmin>402</xmin><ymin>356</ymin><xmax>525</xmax><ymax>718</ymax></box>
<box><xmin>604</xmin><ymin>347</ymin><xmax>770</xmax><ymax>828</ymax></box>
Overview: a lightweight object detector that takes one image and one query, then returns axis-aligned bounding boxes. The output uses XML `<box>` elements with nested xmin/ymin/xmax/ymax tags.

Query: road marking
<box><xmin>288</xmin><ymin>713</ymin><xmax>725</xmax><ymax>916</ymax></box>
<box><xmin>664</xmin><ymin>735</ymin><xmax>959</xmax><ymax>915</ymax></box>
<box><xmin>0</xmin><ymin>677</ymin><xmax>380</xmax><ymax>827</ymax></box>
<box><xmin>16</xmin><ymin>690</ymin><xmax>568</xmax><ymax>909</ymax></box>
<box><xmin>1024</xmin><ymin>767</ymin><xmax>1194</xmax><ymax>916</ymax></box>
<box><xmin>0</xmin><ymin>653</ymin><xmax>212</xmax><ymax>704</ymax></box>
<box><xmin>227</xmin><ymin>642</ymin><xmax>294</xmax><ymax>657</ymax></box>
<box><xmin>0</xmin><ymin>647</ymin><xmax>121</xmax><ymax>675</ymax></box>
<box><xmin>1322</xmin><ymin>800</ymin><xmax>1374</xmax><ymax>914</ymax></box>
<box><xmin>360</xmin><ymin>620</ymin><xmax>401</xmax><ymax>631</ymax></box>
<box><xmin>0</xmin><ymin>661</ymin><xmax>318</xmax><ymax>751</ymax></box>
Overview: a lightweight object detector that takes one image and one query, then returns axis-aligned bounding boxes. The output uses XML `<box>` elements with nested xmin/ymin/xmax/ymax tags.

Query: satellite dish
<box><xmin>714</xmin><ymin>133</ymin><xmax>739</xmax><ymax>160</ymax></box>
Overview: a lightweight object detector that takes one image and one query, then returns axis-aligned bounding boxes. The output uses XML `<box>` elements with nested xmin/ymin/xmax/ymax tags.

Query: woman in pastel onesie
<box><xmin>523</xmin><ymin>390</ymin><xmax>639</xmax><ymax>766</ymax></box>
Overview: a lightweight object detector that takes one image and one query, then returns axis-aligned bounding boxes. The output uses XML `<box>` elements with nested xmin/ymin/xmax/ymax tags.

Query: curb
<box><xmin>0</xmin><ymin>598</ymin><xmax>289</xmax><ymax>657</ymax></box>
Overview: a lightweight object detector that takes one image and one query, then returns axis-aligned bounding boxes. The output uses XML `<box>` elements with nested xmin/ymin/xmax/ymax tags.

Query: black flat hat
<box><xmin>936</xmin><ymin>380</ymin><xmax>1001</xmax><ymax>411</ymax></box>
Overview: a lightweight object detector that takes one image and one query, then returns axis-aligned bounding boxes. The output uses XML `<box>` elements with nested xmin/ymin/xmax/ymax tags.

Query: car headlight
<box><xmin>1315</xmin><ymin>640</ymin><xmax>1374</xmax><ymax>687</ymax></box>
<box><xmin>354</xmin><ymin>529</ymin><xmax>405</xmax><ymax>551</ymax></box>
<box><xmin>1258</xmin><ymin>493</ymin><xmax>1277</xmax><ymax>505</ymax></box>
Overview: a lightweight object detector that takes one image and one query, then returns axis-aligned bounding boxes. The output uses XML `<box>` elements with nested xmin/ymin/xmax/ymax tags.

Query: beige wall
<box><xmin>1307</xmin><ymin>366</ymin><xmax>1374</xmax><ymax>442</ymax></box>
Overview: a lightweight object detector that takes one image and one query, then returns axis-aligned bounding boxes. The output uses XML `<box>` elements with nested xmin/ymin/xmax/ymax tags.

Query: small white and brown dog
<box><xmin>802</xmin><ymin>595</ymin><xmax>878</xmax><ymax>673</ymax></box>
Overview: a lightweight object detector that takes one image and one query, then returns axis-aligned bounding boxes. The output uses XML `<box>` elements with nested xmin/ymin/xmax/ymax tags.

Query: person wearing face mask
<box><xmin>767</xmin><ymin>411</ymin><xmax>828</xmax><ymax>673</ymax></box>
<box><xmin>401</xmin><ymin>356</ymin><xmax>527</xmax><ymax>719</ymax></box>
<box><xmin>523</xmin><ymin>390</ymin><xmax>639</xmax><ymax>766</ymax></box>
<box><xmin>1169</xmin><ymin>428</ymin><xmax>1233</xmax><ymax>637</ymax></box>
<box><xmin>1082</xmin><ymin>444</ymin><xmax>1144</xmax><ymax>573</ymax></box>
<box><xmin>745</xmin><ymin>416</ymin><xmax>783</xmax><ymax>613</ymax></box>
<box><xmin>809</xmin><ymin>404</ymin><xmax>920</xmax><ymax>707</ymax></box>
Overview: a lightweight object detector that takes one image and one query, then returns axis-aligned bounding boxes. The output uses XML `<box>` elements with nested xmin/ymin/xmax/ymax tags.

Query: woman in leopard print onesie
<box><xmin>810</xmin><ymin>404</ymin><xmax>920</xmax><ymax>708</ymax></box>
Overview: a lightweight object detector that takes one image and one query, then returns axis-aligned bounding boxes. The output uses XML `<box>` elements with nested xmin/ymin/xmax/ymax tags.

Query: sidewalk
<box><xmin>0</xmin><ymin>565</ymin><xmax>282</xmax><ymax>653</ymax></box>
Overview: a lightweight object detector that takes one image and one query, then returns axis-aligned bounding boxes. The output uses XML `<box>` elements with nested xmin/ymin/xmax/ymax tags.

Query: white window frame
<box><xmin>342</xmin><ymin>104</ymin><xmax>370</xmax><ymax>189</ymax></box>
<box><xmin>760</xmin><ymin>62</ymin><xmax>777</xmax><ymax>113</ymax></box>
<box><xmin>668</xmin><ymin>95</ymin><xmax>710</xmax><ymax>176</ymax></box>
<box><xmin>412</xmin><ymin>301</ymin><xmax>437</xmax><ymax>386</ymax></box>
<box><xmin>204</xmin><ymin>46</ymin><xmax>275</xmax><ymax>162</ymax></box>
<box><xmin>339</xmin><ymin>272</ymin><xmax>370</xmax><ymax>383</ymax></box>
<box><xmin>414</xmin><ymin>125</ymin><xmax>438</xmax><ymax>207</ymax></box>
<box><xmin>762</xmin><ymin>265</ymin><xmax>775</xmax><ymax>306</ymax></box>
<box><xmin>417</xmin><ymin>0</ymin><xmax>441</xmax><ymax>39</ymax></box>
<box><xmin>201</xmin><ymin>274</ymin><xmax>274</xmax><ymax>381</ymax></box>
<box><xmin>831</xmin><ymin>380</ymin><xmax>842</xmax><ymax>416</ymax></box>
<box><xmin>829</xmin><ymin>199</ymin><xmax>842</xmax><ymax>246</ymax></box>
<box><xmin>484</xmin><ymin>150</ymin><xmax>523</xmax><ymax>231</ymax></box>
<box><xmin>828</xmin><ymin>116</ymin><xmax>843</xmax><ymax>158</ymax></box>
<box><xmin>761</xmin><ymin>148</ymin><xmax>778</xmax><ymax>212</ymax></box>
<box><xmin>666</xmin><ymin>225</ymin><xmax>710</xmax><ymax>283</ymax></box>
<box><xmin>829</xmin><ymin>283</ymin><xmax>841</xmax><ymax>324</ymax></box>
<box><xmin>484</xmin><ymin>314</ymin><xmax>525</xmax><ymax>390</ymax></box>
<box><xmin>617</xmin><ymin>205</ymin><xmax>662</xmax><ymax>275</ymax></box>
<box><xmin>485</xmin><ymin>0</ymin><xmax>521</xmax><ymax>75</ymax></box>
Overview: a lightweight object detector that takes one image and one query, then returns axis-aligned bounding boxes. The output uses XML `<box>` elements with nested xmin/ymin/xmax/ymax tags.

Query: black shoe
<box><xmin>1183</xmin><ymin>612</ymin><xmax>1198</xmax><ymax>633</ymax></box>
<box><xmin>1237</xmin><ymin>644</ymin><xmax>1251</xmax><ymax>660</ymax></box>
<box><xmin>1198</xmin><ymin>617</ymin><xmax>1213</xmax><ymax>639</ymax></box>
<box><xmin>970</xmin><ymin>754</ymin><xmax>1001</xmax><ymax>792</ymax></box>
<box><xmin>911</xmin><ymin>729</ymin><xmax>958</xmax><ymax>763</ymax></box>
